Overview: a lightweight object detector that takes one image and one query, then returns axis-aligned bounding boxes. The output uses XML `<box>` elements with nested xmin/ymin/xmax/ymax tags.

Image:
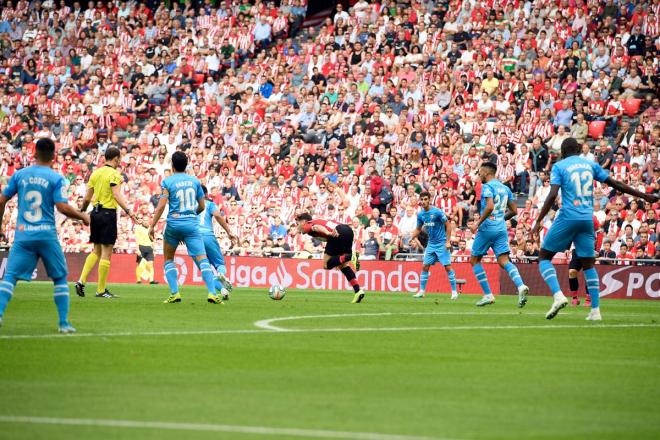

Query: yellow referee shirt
<box><xmin>88</xmin><ymin>165</ymin><xmax>123</xmax><ymax>209</ymax></box>
<box><xmin>135</xmin><ymin>225</ymin><xmax>152</xmax><ymax>247</ymax></box>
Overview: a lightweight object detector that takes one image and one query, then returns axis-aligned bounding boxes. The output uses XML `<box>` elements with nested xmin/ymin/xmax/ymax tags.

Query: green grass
<box><xmin>1</xmin><ymin>283</ymin><xmax>660</xmax><ymax>440</ymax></box>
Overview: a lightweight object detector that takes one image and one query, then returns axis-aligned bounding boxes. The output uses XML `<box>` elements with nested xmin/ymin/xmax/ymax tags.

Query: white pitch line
<box><xmin>0</xmin><ymin>323</ymin><xmax>658</xmax><ymax>340</ymax></box>
<box><xmin>253</xmin><ymin>312</ymin><xmax>521</xmax><ymax>332</ymax></box>
<box><xmin>0</xmin><ymin>415</ymin><xmax>454</xmax><ymax>440</ymax></box>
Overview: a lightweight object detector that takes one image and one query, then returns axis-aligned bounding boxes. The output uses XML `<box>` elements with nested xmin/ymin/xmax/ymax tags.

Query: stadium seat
<box><xmin>588</xmin><ymin>120</ymin><xmax>606</xmax><ymax>139</ymax></box>
<box><xmin>622</xmin><ymin>98</ymin><xmax>642</xmax><ymax>117</ymax></box>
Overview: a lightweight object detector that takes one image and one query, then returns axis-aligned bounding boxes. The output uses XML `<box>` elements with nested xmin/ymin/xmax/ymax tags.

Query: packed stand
<box><xmin>0</xmin><ymin>0</ymin><xmax>658</xmax><ymax>265</ymax></box>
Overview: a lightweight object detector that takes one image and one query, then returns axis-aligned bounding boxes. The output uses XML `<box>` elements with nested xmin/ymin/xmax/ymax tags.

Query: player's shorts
<box><xmin>568</xmin><ymin>252</ymin><xmax>583</xmax><ymax>271</ymax></box>
<box><xmin>90</xmin><ymin>207</ymin><xmax>117</xmax><ymax>245</ymax></box>
<box><xmin>5</xmin><ymin>240</ymin><xmax>67</xmax><ymax>281</ymax></box>
<box><xmin>542</xmin><ymin>218</ymin><xmax>594</xmax><ymax>258</ymax></box>
<box><xmin>423</xmin><ymin>246</ymin><xmax>451</xmax><ymax>266</ymax></box>
<box><xmin>472</xmin><ymin>228</ymin><xmax>510</xmax><ymax>257</ymax></box>
<box><xmin>202</xmin><ymin>234</ymin><xmax>225</xmax><ymax>268</ymax></box>
<box><xmin>325</xmin><ymin>224</ymin><xmax>354</xmax><ymax>256</ymax></box>
<box><xmin>163</xmin><ymin>222</ymin><xmax>206</xmax><ymax>257</ymax></box>
<box><xmin>139</xmin><ymin>245</ymin><xmax>154</xmax><ymax>262</ymax></box>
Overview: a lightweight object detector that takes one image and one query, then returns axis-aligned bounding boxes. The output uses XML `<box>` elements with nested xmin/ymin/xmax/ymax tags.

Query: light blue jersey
<box><xmin>198</xmin><ymin>200</ymin><xmax>218</xmax><ymax>236</ymax></box>
<box><xmin>416</xmin><ymin>206</ymin><xmax>449</xmax><ymax>248</ymax></box>
<box><xmin>543</xmin><ymin>155</ymin><xmax>610</xmax><ymax>257</ymax></box>
<box><xmin>478</xmin><ymin>179</ymin><xmax>512</xmax><ymax>232</ymax></box>
<box><xmin>162</xmin><ymin>173</ymin><xmax>205</xmax><ymax>226</ymax></box>
<box><xmin>2</xmin><ymin>165</ymin><xmax>68</xmax><ymax>242</ymax></box>
<box><xmin>417</xmin><ymin>206</ymin><xmax>450</xmax><ymax>266</ymax></box>
<box><xmin>550</xmin><ymin>156</ymin><xmax>609</xmax><ymax>220</ymax></box>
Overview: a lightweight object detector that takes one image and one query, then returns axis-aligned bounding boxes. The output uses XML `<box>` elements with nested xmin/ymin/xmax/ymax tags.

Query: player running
<box><xmin>469</xmin><ymin>162</ymin><xmax>529</xmax><ymax>307</ymax></box>
<box><xmin>410</xmin><ymin>191</ymin><xmax>458</xmax><ymax>299</ymax></box>
<box><xmin>199</xmin><ymin>185</ymin><xmax>238</xmax><ymax>300</ymax></box>
<box><xmin>532</xmin><ymin>138</ymin><xmax>658</xmax><ymax>321</ymax></box>
<box><xmin>295</xmin><ymin>213</ymin><xmax>364</xmax><ymax>303</ymax></box>
<box><xmin>148</xmin><ymin>151</ymin><xmax>225</xmax><ymax>304</ymax></box>
<box><xmin>0</xmin><ymin>138</ymin><xmax>90</xmax><ymax>333</ymax></box>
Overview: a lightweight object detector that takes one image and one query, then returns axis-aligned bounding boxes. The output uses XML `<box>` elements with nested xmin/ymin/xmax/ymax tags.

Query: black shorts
<box><xmin>325</xmin><ymin>224</ymin><xmax>354</xmax><ymax>256</ymax></box>
<box><xmin>569</xmin><ymin>252</ymin><xmax>583</xmax><ymax>271</ymax></box>
<box><xmin>90</xmin><ymin>207</ymin><xmax>117</xmax><ymax>245</ymax></box>
<box><xmin>139</xmin><ymin>245</ymin><xmax>154</xmax><ymax>262</ymax></box>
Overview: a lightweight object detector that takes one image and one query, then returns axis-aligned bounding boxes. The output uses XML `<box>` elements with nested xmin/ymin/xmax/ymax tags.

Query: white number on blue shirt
<box><xmin>570</xmin><ymin>171</ymin><xmax>593</xmax><ymax>197</ymax></box>
<box><xmin>175</xmin><ymin>188</ymin><xmax>196</xmax><ymax>212</ymax></box>
<box><xmin>493</xmin><ymin>194</ymin><xmax>507</xmax><ymax>215</ymax></box>
<box><xmin>23</xmin><ymin>190</ymin><xmax>43</xmax><ymax>222</ymax></box>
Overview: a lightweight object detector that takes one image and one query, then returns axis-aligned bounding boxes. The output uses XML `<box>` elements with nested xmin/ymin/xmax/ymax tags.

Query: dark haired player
<box><xmin>469</xmin><ymin>162</ymin><xmax>529</xmax><ymax>307</ymax></box>
<box><xmin>148</xmin><ymin>151</ymin><xmax>224</xmax><ymax>304</ymax></box>
<box><xmin>0</xmin><ymin>138</ymin><xmax>90</xmax><ymax>333</ymax></box>
<box><xmin>410</xmin><ymin>191</ymin><xmax>458</xmax><ymax>299</ymax></box>
<box><xmin>295</xmin><ymin>212</ymin><xmax>364</xmax><ymax>303</ymax></box>
<box><xmin>532</xmin><ymin>138</ymin><xmax>658</xmax><ymax>320</ymax></box>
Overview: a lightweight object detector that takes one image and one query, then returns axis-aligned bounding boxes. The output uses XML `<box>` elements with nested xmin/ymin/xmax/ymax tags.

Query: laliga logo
<box><xmin>173</xmin><ymin>256</ymin><xmax>188</xmax><ymax>285</ymax></box>
<box><xmin>268</xmin><ymin>260</ymin><xmax>293</xmax><ymax>288</ymax></box>
<box><xmin>601</xmin><ymin>267</ymin><xmax>660</xmax><ymax>298</ymax></box>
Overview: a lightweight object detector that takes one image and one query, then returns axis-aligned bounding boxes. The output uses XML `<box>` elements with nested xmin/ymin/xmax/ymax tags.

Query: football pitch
<box><xmin>1</xmin><ymin>283</ymin><xmax>660</xmax><ymax>440</ymax></box>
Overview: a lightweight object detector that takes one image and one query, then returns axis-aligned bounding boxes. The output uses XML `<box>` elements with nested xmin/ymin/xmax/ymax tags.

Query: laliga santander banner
<box><xmin>499</xmin><ymin>264</ymin><xmax>660</xmax><ymax>299</ymax></box>
<box><xmin>1</xmin><ymin>251</ymin><xmax>657</xmax><ymax>298</ymax></box>
<box><xmin>0</xmin><ymin>252</ymin><xmax>497</xmax><ymax>294</ymax></box>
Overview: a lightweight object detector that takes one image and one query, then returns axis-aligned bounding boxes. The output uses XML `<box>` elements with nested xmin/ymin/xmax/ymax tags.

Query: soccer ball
<box><xmin>268</xmin><ymin>285</ymin><xmax>286</xmax><ymax>300</ymax></box>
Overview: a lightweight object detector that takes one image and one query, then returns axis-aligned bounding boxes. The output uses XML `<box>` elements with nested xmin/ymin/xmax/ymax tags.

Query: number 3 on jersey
<box><xmin>175</xmin><ymin>188</ymin><xmax>197</xmax><ymax>212</ymax></box>
<box><xmin>570</xmin><ymin>171</ymin><xmax>593</xmax><ymax>198</ymax></box>
<box><xmin>23</xmin><ymin>190</ymin><xmax>43</xmax><ymax>222</ymax></box>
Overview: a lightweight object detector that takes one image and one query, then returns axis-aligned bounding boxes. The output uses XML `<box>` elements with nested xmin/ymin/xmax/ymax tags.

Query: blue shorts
<box><xmin>203</xmin><ymin>234</ymin><xmax>225</xmax><ymax>268</ymax></box>
<box><xmin>423</xmin><ymin>247</ymin><xmax>451</xmax><ymax>266</ymax></box>
<box><xmin>5</xmin><ymin>240</ymin><xmax>67</xmax><ymax>281</ymax></box>
<box><xmin>163</xmin><ymin>223</ymin><xmax>206</xmax><ymax>257</ymax></box>
<box><xmin>472</xmin><ymin>228</ymin><xmax>510</xmax><ymax>257</ymax></box>
<box><xmin>542</xmin><ymin>218</ymin><xmax>595</xmax><ymax>258</ymax></box>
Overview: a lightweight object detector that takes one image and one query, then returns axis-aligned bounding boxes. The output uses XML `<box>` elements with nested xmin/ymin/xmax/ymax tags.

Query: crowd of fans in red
<box><xmin>0</xmin><ymin>0</ymin><xmax>658</xmax><ymax>264</ymax></box>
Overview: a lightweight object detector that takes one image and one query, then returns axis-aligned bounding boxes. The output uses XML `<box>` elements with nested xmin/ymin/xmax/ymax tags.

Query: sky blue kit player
<box><xmin>533</xmin><ymin>137</ymin><xmax>659</xmax><ymax>321</ymax></box>
<box><xmin>198</xmin><ymin>185</ymin><xmax>237</xmax><ymax>297</ymax></box>
<box><xmin>148</xmin><ymin>151</ymin><xmax>224</xmax><ymax>304</ymax></box>
<box><xmin>410</xmin><ymin>192</ymin><xmax>457</xmax><ymax>299</ymax></box>
<box><xmin>0</xmin><ymin>138</ymin><xmax>89</xmax><ymax>333</ymax></box>
<box><xmin>470</xmin><ymin>162</ymin><xmax>528</xmax><ymax>307</ymax></box>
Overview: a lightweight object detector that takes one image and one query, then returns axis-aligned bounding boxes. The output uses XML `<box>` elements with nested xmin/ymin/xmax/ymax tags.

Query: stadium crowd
<box><xmin>0</xmin><ymin>0</ymin><xmax>658</xmax><ymax>264</ymax></box>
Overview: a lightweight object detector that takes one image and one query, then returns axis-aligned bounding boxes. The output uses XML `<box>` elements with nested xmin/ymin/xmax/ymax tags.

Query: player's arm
<box><xmin>445</xmin><ymin>220</ymin><xmax>453</xmax><ymax>250</ymax></box>
<box><xmin>148</xmin><ymin>189</ymin><xmax>169</xmax><ymax>240</ymax></box>
<box><xmin>56</xmin><ymin>202</ymin><xmax>90</xmax><ymax>226</ymax></box>
<box><xmin>111</xmin><ymin>183</ymin><xmax>136</xmax><ymax>221</ymax></box>
<box><xmin>505</xmin><ymin>199</ymin><xmax>518</xmax><ymax>221</ymax></box>
<box><xmin>531</xmin><ymin>184</ymin><xmax>561</xmax><ymax>237</ymax></box>
<box><xmin>604</xmin><ymin>177</ymin><xmax>659</xmax><ymax>203</ymax></box>
<box><xmin>0</xmin><ymin>194</ymin><xmax>10</xmax><ymax>234</ymax></box>
<box><xmin>213</xmin><ymin>210</ymin><xmax>238</xmax><ymax>244</ymax></box>
<box><xmin>196</xmin><ymin>197</ymin><xmax>205</xmax><ymax>215</ymax></box>
<box><xmin>471</xmin><ymin>197</ymin><xmax>494</xmax><ymax>233</ymax></box>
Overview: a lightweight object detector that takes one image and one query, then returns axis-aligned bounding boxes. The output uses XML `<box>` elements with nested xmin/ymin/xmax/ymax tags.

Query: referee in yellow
<box><xmin>75</xmin><ymin>147</ymin><xmax>136</xmax><ymax>298</ymax></box>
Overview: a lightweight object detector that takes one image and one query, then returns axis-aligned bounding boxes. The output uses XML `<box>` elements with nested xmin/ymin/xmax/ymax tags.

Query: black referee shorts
<box><xmin>325</xmin><ymin>224</ymin><xmax>354</xmax><ymax>257</ymax></box>
<box><xmin>90</xmin><ymin>207</ymin><xmax>118</xmax><ymax>245</ymax></box>
<box><xmin>139</xmin><ymin>245</ymin><xmax>154</xmax><ymax>262</ymax></box>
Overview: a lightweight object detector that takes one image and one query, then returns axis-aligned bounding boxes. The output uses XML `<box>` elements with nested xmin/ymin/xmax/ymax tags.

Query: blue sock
<box><xmin>539</xmin><ymin>260</ymin><xmax>562</xmax><ymax>296</ymax></box>
<box><xmin>504</xmin><ymin>262</ymin><xmax>524</xmax><ymax>289</ymax></box>
<box><xmin>0</xmin><ymin>279</ymin><xmax>16</xmax><ymax>318</ymax></box>
<box><xmin>164</xmin><ymin>260</ymin><xmax>179</xmax><ymax>294</ymax></box>
<box><xmin>216</xmin><ymin>265</ymin><xmax>227</xmax><ymax>276</ymax></box>
<box><xmin>198</xmin><ymin>258</ymin><xmax>217</xmax><ymax>295</ymax></box>
<box><xmin>53</xmin><ymin>279</ymin><xmax>70</xmax><ymax>326</ymax></box>
<box><xmin>472</xmin><ymin>263</ymin><xmax>492</xmax><ymax>295</ymax></box>
<box><xmin>420</xmin><ymin>271</ymin><xmax>429</xmax><ymax>291</ymax></box>
<box><xmin>584</xmin><ymin>267</ymin><xmax>600</xmax><ymax>309</ymax></box>
<box><xmin>447</xmin><ymin>269</ymin><xmax>457</xmax><ymax>292</ymax></box>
